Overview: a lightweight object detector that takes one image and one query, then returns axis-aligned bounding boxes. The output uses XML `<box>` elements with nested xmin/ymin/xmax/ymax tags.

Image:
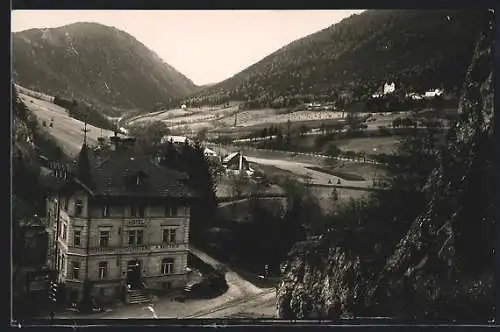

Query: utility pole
<box><xmin>81</xmin><ymin>117</ymin><xmax>91</xmax><ymax>146</ymax></box>
<box><xmin>53</xmin><ymin>195</ymin><xmax>61</xmax><ymax>274</ymax></box>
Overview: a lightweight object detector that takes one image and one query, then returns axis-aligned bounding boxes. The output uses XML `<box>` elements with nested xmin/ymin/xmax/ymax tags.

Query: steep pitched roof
<box><xmin>223</xmin><ymin>152</ymin><xmax>240</xmax><ymax>164</ymax></box>
<box><xmin>86</xmin><ymin>152</ymin><xmax>194</xmax><ymax>198</ymax></box>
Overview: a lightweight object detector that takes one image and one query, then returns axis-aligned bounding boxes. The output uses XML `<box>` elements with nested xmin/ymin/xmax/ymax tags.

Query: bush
<box><xmin>326</xmin><ymin>144</ymin><xmax>342</xmax><ymax>157</ymax></box>
<box><xmin>378</xmin><ymin>126</ymin><xmax>391</xmax><ymax>136</ymax></box>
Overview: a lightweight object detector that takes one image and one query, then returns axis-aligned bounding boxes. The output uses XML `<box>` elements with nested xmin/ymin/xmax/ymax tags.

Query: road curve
<box><xmin>88</xmin><ymin>247</ymin><xmax>274</xmax><ymax>319</ymax></box>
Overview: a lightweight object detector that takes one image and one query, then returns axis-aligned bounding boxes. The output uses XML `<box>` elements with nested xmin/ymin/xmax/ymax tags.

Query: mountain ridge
<box><xmin>187</xmin><ymin>10</ymin><xmax>488</xmax><ymax>109</ymax></box>
<box><xmin>12</xmin><ymin>22</ymin><xmax>199</xmax><ymax>116</ymax></box>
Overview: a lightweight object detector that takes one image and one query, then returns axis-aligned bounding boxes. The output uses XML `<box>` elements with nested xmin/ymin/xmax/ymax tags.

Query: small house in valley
<box><xmin>222</xmin><ymin>152</ymin><xmax>254</xmax><ymax>176</ymax></box>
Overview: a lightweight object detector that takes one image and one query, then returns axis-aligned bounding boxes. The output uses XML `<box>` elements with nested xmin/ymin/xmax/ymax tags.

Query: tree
<box><xmin>345</xmin><ymin>112</ymin><xmax>363</xmax><ymax>132</ymax></box>
<box><xmin>196</xmin><ymin>127</ymin><xmax>209</xmax><ymax>142</ymax></box>
<box><xmin>128</xmin><ymin>121</ymin><xmax>170</xmax><ymax>148</ymax></box>
<box><xmin>400</xmin><ymin>117</ymin><xmax>415</xmax><ymax>128</ymax></box>
<box><xmin>77</xmin><ymin>143</ymin><xmax>92</xmax><ymax>186</ymax></box>
<box><xmin>79</xmin><ymin>279</ymin><xmax>94</xmax><ymax>313</ymax></box>
<box><xmin>163</xmin><ymin>140</ymin><xmax>218</xmax><ymax>241</ymax></box>
<box><xmin>285</xmin><ymin>120</ymin><xmax>293</xmax><ymax>147</ymax></box>
<box><xmin>378</xmin><ymin>125</ymin><xmax>391</xmax><ymax>136</ymax></box>
<box><xmin>229</xmin><ymin>172</ymin><xmax>249</xmax><ymax>200</ymax></box>
<box><xmin>332</xmin><ymin>122</ymin><xmax>345</xmax><ymax>135</ymax></box>
<box><xmin>330</xmin><ymin>187</ymin><xmax>340</xmax><ymax>202</ymax></box>
<box><xmin>299</xmin><ymin>124</ymin><xmax>309</xmax><ymax>137</ymax></box>
<box><xmin>281</xmin><ymin>179</ymin><xmax>321</xmax><ymax>245</ymax></box>
<box><xmin>160</xmin><ymin>139</ymin><xmax>180</xmax><ymax>169</ymax></box>
<box><xmin>261</xmin><ymin>127</ymin><xmax>268</xmax><ymax>139</ymax></box>
<box><xmin>326</xmin><ymin>144</ymin><xmax>342</xmax><ymax>157</ymax></box>
<box><xmin>392</xmin><ymin>117</ymin><xmax>402</xmax><ymax>128</ymax></box>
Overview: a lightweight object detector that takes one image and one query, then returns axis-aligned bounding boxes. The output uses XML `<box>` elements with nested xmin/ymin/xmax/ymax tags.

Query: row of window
<box><xmin>56</xmin><ymin>251</ymin><xmax>66</xmax><ymax>274</ymax></box>
<box><xmin>69</xmin><ymin>258</ymin><xmax>176</xmax><ymax>280</ymax></box>
<box><xmin>71</xmin><ymin>228</ymin><xmax>178</xmax><ymax>247</ymax></box>
<box><xmin>64</xmin><ymin>198</ymin><xmax>186</xmax><ymax>218</ymax></box>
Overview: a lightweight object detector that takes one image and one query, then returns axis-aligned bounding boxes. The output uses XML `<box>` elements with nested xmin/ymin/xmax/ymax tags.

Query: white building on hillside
<box><xmin>383</xmin><ymin>82</ymin><xmax>396</xmax><ymax>95</ymax></box>
<box><xmin>406</xmin><ymin>92</ymin><xmax>424</xmax><ymax>100</ymax></box>
<box><xmin>424</xmin><ymin>89</ymin><xmax>444</xmax><ymax>98</ymax></box>
<box><xmin>161</xmin><ymin>135</ymin><xmax>191</xmax><ymax>145</ymax></box>
<box><xmin>204</xmin><ymin>148</ymin><xmax>218</xmax><ymax>158</ymax></box>
<box><xmin>160</xmin><ymin>135</ymin><xmax>217</xmax><ymax>158</ymax></box>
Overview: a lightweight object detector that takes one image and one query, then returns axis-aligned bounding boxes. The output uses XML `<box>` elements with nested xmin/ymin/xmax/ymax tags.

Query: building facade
<box><xmin>44</xmin><ymin>140</ymin><xmax>195</xmax><ymax>304</ymax></box>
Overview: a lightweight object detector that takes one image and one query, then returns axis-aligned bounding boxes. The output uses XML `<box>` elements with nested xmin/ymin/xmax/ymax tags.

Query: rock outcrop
<box><xmin>276</xmin><ymin>11</ymin><xmax>494</xmax><ymax>321</ymax></box>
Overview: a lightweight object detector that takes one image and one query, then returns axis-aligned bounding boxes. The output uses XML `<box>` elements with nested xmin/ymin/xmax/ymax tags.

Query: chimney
<box><xmin>239</xmin><ymin>152</ymin><xmax>243</xmax><ymax>172</ymax></box>
<box><xmin>110</xmin><ymin>135</ymin><xmax>119</xmax><ymax>151</ymax></box>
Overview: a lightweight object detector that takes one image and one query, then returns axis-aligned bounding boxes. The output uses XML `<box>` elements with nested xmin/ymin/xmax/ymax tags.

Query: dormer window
<box><xmin>128</xmin><ymin>170</ymin><xmax>148</xmax><ymax>188</ymax></box>
<box><xmin>102</xmin><ymin>204</ymin><xmax>109</xmax><ymax>217</ymax></box>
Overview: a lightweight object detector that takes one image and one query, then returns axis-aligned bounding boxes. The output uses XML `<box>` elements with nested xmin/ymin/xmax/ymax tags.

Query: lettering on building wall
<box><xmin>127</xmin><ymin>219</ymin><xmax>145</xmax><ymax>226</ymax></box>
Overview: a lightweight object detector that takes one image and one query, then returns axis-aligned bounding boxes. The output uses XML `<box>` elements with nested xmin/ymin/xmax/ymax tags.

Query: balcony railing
<box><xmin>151</xmin><ymin>242</ymin><xmax>187</xmax><ymax>250</ymax></box>
<box><xmin>84</xmin><ymin>243</ymin><xmax>188</xmax><ymax>255</ymax></box>
<box><xmin>122</xmin><ymin>245</ymin><xmax>149</xmax><ymax>253</ymax></box>
<box><xmin>89</xmin><ymin>246</ymin><xmax>117</xmax><ymax>254</ymax></box>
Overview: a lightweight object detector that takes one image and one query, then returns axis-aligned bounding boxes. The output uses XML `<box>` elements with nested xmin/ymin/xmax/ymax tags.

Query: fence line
<box><xmin>207</xmin><ymin>143</ymin><xmax>383</xmax><ymax>165</ymax></box>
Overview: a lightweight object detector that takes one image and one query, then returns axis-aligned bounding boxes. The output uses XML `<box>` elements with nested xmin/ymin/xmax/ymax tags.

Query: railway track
<box><xmin>184</xmin><ymin>288</ymin><xmax>276</xmax><ymax>318</ymax></box>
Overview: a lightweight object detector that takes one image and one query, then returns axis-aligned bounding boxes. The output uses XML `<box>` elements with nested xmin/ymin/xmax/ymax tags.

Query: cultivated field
<box><xmin>124</xmin><ymin>101</ymin><xmax>350</xmax><ymax>138</ymax></box>
<box><xmin>334</xmin><ymin>136</ymin><xmax>401</xmax><ymax>155</ymax></box>
<box><xmin>15</xmin><ymin>84</ymin><xmax>54</xmax><ymax>103</ymax></box>
<box><xmin>241</xmin><ymin>110</ymin><xmax>345</xmax><ymax>127</ymax></box>
<box><xmin>18</xmin><ymin>92</ymin><xmax>122</xmax><ymax>157</ymax></box>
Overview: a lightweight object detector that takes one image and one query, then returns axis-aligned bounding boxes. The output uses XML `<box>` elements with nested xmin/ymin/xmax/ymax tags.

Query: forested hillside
<box><xmin>12</xmin><ymin>22</ymin><xmax>199</xmax><ymax>115</ymax></box>
<box><xmin>188</xmin><ymin>10</ymin><xmax>488</xmax><ymax>109</ymax></box>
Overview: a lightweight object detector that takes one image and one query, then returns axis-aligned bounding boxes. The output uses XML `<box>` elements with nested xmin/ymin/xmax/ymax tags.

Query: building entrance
<box><xmin>126</xmin><ymin>260</ymin><xmax>141</xmax><ymax>289</ymax></box>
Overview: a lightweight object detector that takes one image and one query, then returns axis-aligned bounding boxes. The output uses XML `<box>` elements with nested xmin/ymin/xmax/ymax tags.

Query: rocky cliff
<box><xmin>276</xmin><ymin>11</ymin><xmax>494</xmax><ymax>321</ymax></box>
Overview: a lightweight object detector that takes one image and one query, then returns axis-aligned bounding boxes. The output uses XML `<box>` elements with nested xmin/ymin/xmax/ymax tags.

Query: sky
<box><xmin>11</xmin><ymin>10</ymin><xmax>364</xmax><ymax>86</ymax></box>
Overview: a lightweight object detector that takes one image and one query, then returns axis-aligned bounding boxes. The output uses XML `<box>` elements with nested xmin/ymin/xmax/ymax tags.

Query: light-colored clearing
<box><xmin>335</xmin><ymin>136</ymin><xmax>401</xmax><ymax>155</ymax></box>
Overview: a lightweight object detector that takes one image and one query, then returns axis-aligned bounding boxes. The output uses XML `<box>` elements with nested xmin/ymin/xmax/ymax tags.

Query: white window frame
<box><xmin>127</xmin><ymin>229</ymin><xmax>144</xmax><ymax>246</ymax></box>
<box><xmin>74</xmin><ymin>230</ymin><xmax>81</xmax><ymax>247</ymax></box>
<box><xmin>62</xmin><ymin>224</ymin><xmax>67</xmax><ymax>240</ymax></box>
<box><xmin>98</xmin><ymin>262</ymin><xmax>108</xmax><ymax>280</ymax></box>
<box><xmin>162</xmin><ymin>228</ymin><xmax>177</xmax><ymax>243</ymax></box>
<box><xmin>102</xmin><ymin>204</ymin><xmax>109</xmax><ymax>217</ymax></box>
<box><xmin>75</xmin><ymin>199</ymin><xmax>83</xmax><ymax>216</ymax></box>
<box><xmin>72</xmin><ymin>261</ymin><xmax>80</xmax><ymax>280</ymax></box>
<box><xmin>161</xmin><ymin>258</ymin><xmax>174</xmax><ymax>275</ymax></box>
<box><xmin>99</xmin><ymin>230</ymin><xmax>110</xmax><ymax>247</ymax></box>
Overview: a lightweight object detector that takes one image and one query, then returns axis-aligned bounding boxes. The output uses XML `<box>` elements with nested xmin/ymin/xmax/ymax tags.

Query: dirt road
<box><xmin>79</xmin><ymin>247</ymin><xmax>276</xmax><ymax>319</ymax></box>
<box><xmin>192</xmin><ymin>289</ymin><xmax>276</xmax><ymax>318</ymax></box>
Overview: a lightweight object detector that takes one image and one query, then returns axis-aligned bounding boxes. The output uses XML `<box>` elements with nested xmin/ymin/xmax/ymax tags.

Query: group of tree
<box><xmin>12</xmin><ymin>85</ymin><xmax>58</xmax><ymax>318</ymax></box>
<box><xmin>157</xmin><ymin>139</ymin><xmax>218</xmax><ymax>241</ymax></box>
<box><xmin>391</xmin><ymin>116</ymin><xmax>444</xmax><ymax>129</ymax></box>
<box><xmin>53</xmin><ymin>95</ymin><xmax>116</xmax><ymax>131</ymax></box>
<box><xmin>205</xmin><ymin>178</ymin><xmax>319</xmax><ymax>275</ymax></box>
